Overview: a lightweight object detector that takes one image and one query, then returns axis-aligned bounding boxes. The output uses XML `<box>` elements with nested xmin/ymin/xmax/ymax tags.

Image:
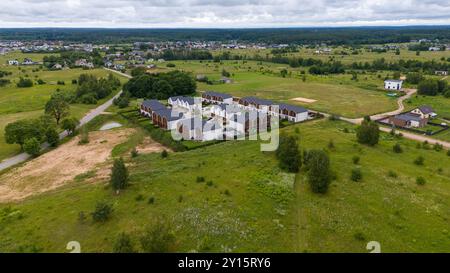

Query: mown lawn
<box><xmin>0</xmin><ymin>119</ymin><xmax>448</xmax><ymax>253</ymax></box>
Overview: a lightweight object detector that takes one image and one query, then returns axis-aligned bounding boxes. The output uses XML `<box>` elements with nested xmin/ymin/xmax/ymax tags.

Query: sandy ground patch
<box><xmin>135</xmin><ymin>136</ymin><xmax>169</xmax><ymax>154</ymax></box>
<box><xmin>290</xmin><ymin>97</ymin><xmax>317</xmax><ymax>103</ymax></box>
<box><xmin>0</xmin><ymin>128</ymin><xmax>135</xmax><ymax>203</ymax></box>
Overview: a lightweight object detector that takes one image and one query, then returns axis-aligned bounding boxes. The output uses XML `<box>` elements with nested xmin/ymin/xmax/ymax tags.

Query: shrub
<box><xmin>352</xmin><ymin>155</ymin><xmax>360</xmax><ymax>164</ymax></box>
<box><xmin>166</xmin><ymin>63</ymin><xmax>176</xmax><ymax>67</ymax></box>
<box><xmin>328</xmin><ymin>114</ymin><xmax>340</xmax><ymax>121</ymax></box>
<box><xmin>113</xmin><ymin>233</ymin><xmax>135</xmax><ymax>253</ymax></box>
<box><xmin>131</xmin><ymin>148</ymin><xmax>138</xmax><ymax>158</ymax></box>
<box><xmin>78</xmin><ymin>126</ymin><xmax>89</xmax><ymax>145</ymax></box>
<box><xmin>327</xmin><ymin>140</ymin><xmax>335</xmax><ymax>149</ymax></box>
<box><xmin>413</xmin><ymin>156</ymin><xmax>424</xmax><ymax>165</ymax></box>
<box><xmin>161</xmin><ymin>150</ymin><xmax>168</xmax><ymax>158</ymax></box>
<box><xmin>178</xmin><ymin>195</ymin><xmax>183</xmax><ymax>202</ymax></box>
<box><xmin>110</xmin><ymin>158</ymin><xmax>129</xmax><ymax>193</ymax></box>
<box><xmin>16</xmin><ymin>77</ymin><xmax>33</xmax><ymax>87</ymax></box>
<box><xmin>91</xmin><ymin>201</ymin><xmax>113</xmax><ymax>222</ymax></box>
<box><xmin>351</xmin><ymin>168</ymin><xmax>362</xmax><ymax>182</ymax></box>
<box><xmin>356</xmin><ymin>119</ymin><xmax>379</xmax><ymax>146</ymax></box>
<box><xmin>24</xmin><ymin>137</ymin><xmax>40</xmax><ymax>157</ymax></box>
<box><xmin>276</xmin><ymin>134</ymin><xmax>301</xmax><ymax>172</ymax></box>
<box><xmin>61</xmin><ymin>117</ymin><xmax>80</xmax><ymax>136</ymax></box>
<box><xmin>387</xmin><ymin>170</ymin><xmax>398</xmax><ymax>178</ymax></box>
<box><xmin>139</xmin><ymin>218</ymin><xmax>176</xmax><ymax>253</ymax></box>
<box><xmin>433</xmin><ymin>143</ymin><xmax>443</xmax><ymax>151</ymax></box>
<box><xmin>57</xmin><ymin>80</ymin><xmax>65</xmax><ymax>85</ymax></box>
<box><xmin>447</xmin><ymin>150</ymin><xmax>450</xmax><ymax>156</ymax></box>
<box><xmin>393</xmin><ymin>143</ymin><xmax>403</xmax><ymax>153</ymax></box>
<box><xmin>135</xmin><ymin>194</ymin><xmax>144</xmax><ymax>201</ymax></box>
<box><xmin>416</xmin><ymin>177</ymin><xmax>426</xmax><ymax>185</ymax></box>
<box><xmin>45</xmin><ymin>127</ymin><xmax>60</xmax><ymax>147</ymax></box>
<box><xmin>206</xmin><ymin>181</ymin><xmax>213</xmax><ymax>187</ymax></box>
<box><xmin>306</xmin><ymin>150</ymin><xmax>331</xmax><ymax>193</ymax></box>
<box><xmin>37</xmin><ymin>79</ymin><xmax>45</xmax><ymax>85</ymax></box>
<box><xmin>148</xmin><ymin>197</ymin><xmax>155</xmax><ymax>204</ymax></box>
<box><xmin>196</xmin><ymin>176</ymin><xmax>205</xmax><ymax>183</ymax></box>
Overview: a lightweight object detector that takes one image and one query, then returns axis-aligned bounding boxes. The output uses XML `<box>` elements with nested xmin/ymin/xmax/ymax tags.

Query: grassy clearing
<box><xmin>168</xmin><ymin>60</ymin><xmax>397</xmax><ymax>118</ymax></box>
<box><xmin>0</xmin><ymin>119</ymin><xmax>448</xmax><ymax>252</ymax></box>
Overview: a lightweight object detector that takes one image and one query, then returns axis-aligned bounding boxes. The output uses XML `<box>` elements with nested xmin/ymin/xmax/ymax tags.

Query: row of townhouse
<box><xmin>139</xmin><ymin>91</ymin><xmax>311</xmax><ymax>141</ymax></box>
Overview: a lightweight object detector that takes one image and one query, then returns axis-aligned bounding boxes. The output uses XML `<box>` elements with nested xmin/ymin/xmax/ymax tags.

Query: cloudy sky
<box><xmin>0</xmin><ymin>0</ymin><xmax>449</xmax><ymax>28</ymax></box>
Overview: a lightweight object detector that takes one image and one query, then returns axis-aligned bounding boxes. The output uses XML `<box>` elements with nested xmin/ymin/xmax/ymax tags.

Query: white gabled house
<box><xmin>410</xmin><ymin>105</ymin><xmax>437</xmax><ymax>119</ymax></box>
<box><xmin>277</xmin><ymin>104</ymin><xmax>309</xmax><ymax>122</ymax></box>
<box><xmin>384</xmin><ymin>79</ymin><xmax>403</xmax><ymax>90</ymax></box>
<box><xmin>168</xmin><ymin>96</ymin><xmax>201</xmax><ymax>112</ymax></box>
<box><xmin>202</xmin><ymin>91</ymin><xmax>233</xmax><ymax>105</ymax></box>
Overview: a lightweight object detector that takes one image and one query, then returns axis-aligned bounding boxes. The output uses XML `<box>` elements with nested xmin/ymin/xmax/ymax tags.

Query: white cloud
<box><xmin>0</xmin><ymin>0</ymin><xmax>449</xmax><ymax>27</ymax></box>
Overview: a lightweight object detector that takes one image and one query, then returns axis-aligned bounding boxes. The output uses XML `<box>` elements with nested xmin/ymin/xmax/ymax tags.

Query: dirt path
<box><xmin>0</xmin><ymin>129</ymin><xmax>135</xmax><ymax>203</ymax></box>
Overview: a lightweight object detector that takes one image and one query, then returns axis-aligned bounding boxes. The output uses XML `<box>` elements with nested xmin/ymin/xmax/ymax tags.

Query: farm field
<box><xmin>0</xmin><ymin>113</ymin><xmax>448</xmax><ymax>252</ymax></box>
<box><xmin>212</xmin><ymin>46</ymin><xmax>450</xmax><ymax>64</ymax></box>
<box><xmin>0</xmin><ymin>54</ymin><xmax>128</xmax><ymax>161</ymax></box>
<box><xmin>167</xmin><ymin>60</ymin><xmax>398</xmax><ymax>118</ymax></box>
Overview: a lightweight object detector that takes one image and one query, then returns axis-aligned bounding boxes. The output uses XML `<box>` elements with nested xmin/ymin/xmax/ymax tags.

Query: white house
<box><xmin>410</xmin><ymin>106</ymin><xmax>437</xmax><ymax>119</ymax></box>
<box><xmin>384</xmin><ymin>79</ymin><xmax>403</xmax><ymax>90</ymax></box>
<box><xmin>277</xmin><ymin>104</ymin><xmax>309</xmax><ymax>122</ymax></box>
<box><xmin>429</xmin><ymin>46</ymin><xmax>441</xmax><ymax>51</ymax></box>
<box><xmin>435</xmin><ymin>70</ymin><xmax>448</xmax><ymax>76</ymax></box>
<box><xmin>177</xmin><ymin>118</ymin><xmax>224</xmax><ymax>141</ymax></box>
<box><xmin>22</xmin><ymin>58</ymin><xmax>34</xmax><ymax>65</ymax></box>
<box><xmin>202</xmin><ymin>91</ymin><xmax>233</xmax><ymax>105</ymax></box>
<box><xmin>168</xmin><ymin>96</ymin><xmax>201</xmax><ymax>112</ymax></box>
<box><xmin>8</xmin><ymin>59</ymin><xmax>19</xmax><ymax>65</ymax></box>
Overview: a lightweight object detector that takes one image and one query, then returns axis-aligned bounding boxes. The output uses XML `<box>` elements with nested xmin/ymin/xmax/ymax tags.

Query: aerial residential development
<box><xmin>0</xmin><ymin>1</ymin><xmax>449</xmax><ymax>269</ymax></box>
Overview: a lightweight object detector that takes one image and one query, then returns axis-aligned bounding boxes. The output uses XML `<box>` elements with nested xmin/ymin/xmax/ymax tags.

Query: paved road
<box><xmin>311</xmin><ymin>87</ymin><xmax>450</xmax><ymax>149</ymax></box>
<box><xmin>0</xmin><ymin>68</ymin><xmax>131</xmax><ymax>172</ymax></box>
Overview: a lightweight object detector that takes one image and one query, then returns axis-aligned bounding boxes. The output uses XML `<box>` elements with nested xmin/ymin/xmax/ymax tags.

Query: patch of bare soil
<box><xmin>135</xmin><ymin>136</ymin><xmax>169</xmax><ymax>154</ymax></box>
<box><xmin>0</xmin><ymin>128</ymin><xmax>135</xmax><ymax>203</ymax></box>
<box><xmin>290</xmin><ymin>97</ymin><xmax>317</xmax><ymax>103</ymax></box>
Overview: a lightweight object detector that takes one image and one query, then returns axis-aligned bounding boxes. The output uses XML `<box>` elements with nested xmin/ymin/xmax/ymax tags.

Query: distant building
<box><xmin>410</xmin><ymin>106</ymin><xmax>437</xmax><ymax>119</ymax></box>
<box><xmin>202</xmin><ymin>91</ymin><xmax>233</xmax><ymax>105</ymax></box>
<box><xmin>75</xmin><ymin>59</ymin><xmax>94</xmax><ymax>68</ymax></box>
<box><xmin>428</xmin><ymin>46</ymin><xmax>441</xmax><ymax>51</ymax></box>
<box><xmin>389</xmin><ymin>113</ymin><xmax>427</xmax><ymax>128</ymax></box>
<box><xmin>435</xmin><ymin>70</ymin><xmax>448</xmax><ymax>76</ymax></box>
<box><xmin>52</xmin><ymin>63</ymin><xmax>63</xmax><ymax>70</ymax></box>
<box><xmin>22</xmin><ymin>58</ymin><xmax>34</xmax><ymax>65</ymax></box>
<box><xmin>384</xmin><ymin>79</ymin><xmax>403</xmax><ymax>90</ymax></box>
<box><xmin>8</xmin><ymin>59</ymin><xmax>19</xmax><ymax>65</ymax></box>
<box><xmin>219</xmin><ymin>77</ymin><xmax>233</xmax><ymax>84</ymax></box>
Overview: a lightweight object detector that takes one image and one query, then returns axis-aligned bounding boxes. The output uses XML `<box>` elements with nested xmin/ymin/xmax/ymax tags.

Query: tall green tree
<box><xmin>4</xmin><ymin>119</ymin><xmax>43</xmax><ymax>150</ymax></box>
<box><xmin>23</xmin><ymin>137</ymin><xmax>41</xmax><ymax>157</ymax></box>
<box><xmin>306</xmin><ymin>150</ymin><xmax>332</xmax><ymax>194</ymax></box>
<box><xmin>276</xmin><ymin>134</ymin><xmax>301</xmax><ymax>172</ymax></box>
<box><xmin>61</xmin><ymin>117</ymin><xmax>80</xmax><ymax>136</ymax></box>
<box><xmin>45</xmin><ymin>92</ymin><xmax>70</xmax><ymax>125</ymax></box>
<box><xmin>110</xmin><ymin>158</ymin><xmax>129</xmax><ymax>194</ymax></box>
<box><xmin>356</xmin><ymin>119</ymin><xmax>379</xmax><ymax>146</ymax></box>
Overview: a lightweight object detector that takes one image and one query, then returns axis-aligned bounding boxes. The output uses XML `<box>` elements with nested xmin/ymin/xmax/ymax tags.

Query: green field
<box><xmin>212</xmin><ymin>45</ymin><xmax>450</xmax><ymax>64</ymax></box>
<box><xmin>0</xmin><ymin>53</ymin><xmax>128</xmax><ymax>161</ymax></box>
<box><xmin>0</xmin><ymin>115</ymin><xmax>449</xmax><ymax>252</ymax></box>
<box><xmin>167</xmin><ymin>60</ymin><xmax>398</xmax><ymax>118</ymax></box>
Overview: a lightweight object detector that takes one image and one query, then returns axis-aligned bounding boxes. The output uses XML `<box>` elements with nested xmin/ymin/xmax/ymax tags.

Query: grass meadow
<box><xmin>0</xmin><ymin>115</ymin><xmax>448</xmax><ymax>252</ymax></box>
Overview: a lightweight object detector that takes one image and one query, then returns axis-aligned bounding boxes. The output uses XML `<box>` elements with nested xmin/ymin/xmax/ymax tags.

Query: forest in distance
<box><xmin>1</xmin><ymin>26</ymin><xmax>450</xmax><ymax>44</ymax></box>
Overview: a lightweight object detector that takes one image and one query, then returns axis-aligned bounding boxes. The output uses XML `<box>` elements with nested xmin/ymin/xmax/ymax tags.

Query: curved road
<box><xmin>0</xmin><ymin>68</ymin><xmax>131</xmax><ymax>172</ymax></box>
<box><xmin>312</xmin><ymin>87</ymin><xmax>450</xmax><ymax>149</ymax></box>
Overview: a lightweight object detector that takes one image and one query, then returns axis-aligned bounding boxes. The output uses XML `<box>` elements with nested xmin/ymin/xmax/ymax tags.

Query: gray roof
<box><xmin>169</xmin><ymin>96</ymin><xmax>195</xmax><ymax>105</ymax></box>
<box><xmin>395</xmin><ymin>113</ymin><xmax>423</xmax><ymax>122</ymax></box>
<box><xmin>239</xmin><ymin>96</ymin><xmax>274</xmax><ymax>106</ymax></box>
<box><xmin>152</xmin><ymin>108</ymin><xmax>183</xmax><ymax>121</ymax></box>
<box><xmin>278</xmin><ymin>103</ymin><xmax>308</xmax><ymax>114</ymax></box>
<box><xmin>417</xmin><ymin>105</ymin><xmax>434</xmax><ymax>114</ymax></box>
<box><xmin>203</xmin><ymin>91</ymin><xmax>232</xmax><ymax>99</ymax></box>
<box><xmin>142</xmin><ymin>99</ymin><xmax>165</xmax><ymax>111</ymax></box>
<box><xmin>384</xmin><ymin>79</ymin><xmax>403</xmax><ymax>83</ymax></box>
